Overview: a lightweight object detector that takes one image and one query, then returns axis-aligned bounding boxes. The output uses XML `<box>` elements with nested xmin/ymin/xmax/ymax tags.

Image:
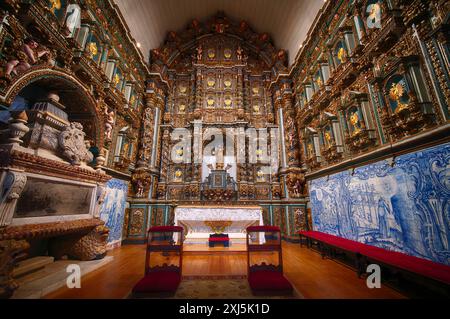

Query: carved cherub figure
<box><xmin>236</xmin><ymin>45</ymin><xmax>243</xmax><ymax>60</ymax></box>
<box><xmin>136</xmin><ymin>179</ymin><xmax>144</xmax><ymax>197</ymax></box>
<box><xmin>104</xmin><ymin>108</ymin><xmax>115</xmax><ymax>141</ymax></box>
<box><xmin>196</xmin><ymin>45</ymin><xmax>203</xmax><ymax>61</ymax></box>
<box><xmin>4</xmin><ymin>38</ymin><xmax>50</xmax><ymax>79</ymax></box>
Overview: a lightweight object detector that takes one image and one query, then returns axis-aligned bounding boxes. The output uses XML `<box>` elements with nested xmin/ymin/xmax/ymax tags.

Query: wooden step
<box><xmin>13</xmin><ymin>256</ymin><xmax>55</xmax><ymax>278</ymax></box>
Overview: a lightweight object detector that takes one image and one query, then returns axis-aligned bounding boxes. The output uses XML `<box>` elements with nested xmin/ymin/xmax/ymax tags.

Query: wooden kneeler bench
<box><xmin>247</xmin><ymin>226</ymin><xmax>293</xmax><ymax>296</ymax></box>
<box><xmin>131</xmin><ymin>226</ymin><xmax>184</xmax><ymax>298</ymax></box>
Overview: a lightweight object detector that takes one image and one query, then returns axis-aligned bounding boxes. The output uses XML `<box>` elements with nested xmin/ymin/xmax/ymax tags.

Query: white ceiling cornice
<box><xmin>114</xmin><ymin>0</ymin><xmax>325</xmax><ymax>66</ymax></box>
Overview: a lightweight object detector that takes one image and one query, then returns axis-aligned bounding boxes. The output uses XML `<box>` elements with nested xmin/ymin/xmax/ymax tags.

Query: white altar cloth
<box><xmin>173</xmin><ymin>206</ymin><xmax>265</xmax><ymax>243</ymax></box>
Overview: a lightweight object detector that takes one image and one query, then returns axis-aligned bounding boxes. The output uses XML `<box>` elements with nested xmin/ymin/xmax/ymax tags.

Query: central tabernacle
<box><xmin>174</xmin><ymin>206</ymin><xmax>264</xmax><ymax>244</ymax></box>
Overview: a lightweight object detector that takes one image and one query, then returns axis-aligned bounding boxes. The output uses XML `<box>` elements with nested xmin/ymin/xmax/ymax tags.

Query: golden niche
<box><xmin>88</xmin><ymin>42</ymin><xmax>98</xmax><ymax>58</ymax></box>
<box><xmin>337</xmin><ymin>47</ymin><xmax>347</xmax><ymax>63</ymax></box>
<box><xmin>307</xmin><ymin>143</ymin><xmax>314</xmax><ymax>157</ymax></box>
<box><xmin>224</xmin><ymin>96</ymin><xmax>232</xmax><ymax>108</ymax></box>
<box><xmin>252</xmin><ymin>87</ymin><xmax>259</xmax><ymax>95</ymax></box>
<box><xmin>49</xmin><ymin>0</ymin><xmax>62</xmax><ymax>13</ymax></box>
<box><xmin>257</xmin><ymin>169</ymin><xmax>265</xmax><ymax>182</ymax></box>
<box><xmin>113</xmin><ymin>73</ymin><xmax>120</xmax><ymax>86</ymax></box>
<box><xmin>129</xmin><ymin>95</ymin><xmax>136</xmax><ymax>106</ymax></box>
<box><xmin>350</xmin><ymin>112</ymin><xmax>361</xmax><ymax>136</ymax></box>
<box><xmin>324</xmin><ymin>131</ymin><xmax>332</xmax><ymax>143</ymax></box>
<box><xmin>224</xmin><ymin>79</ymin><xmax>232</xmax><ymax>88</ymax></box>
<box><xmin>224</xmin><ymin>48</ymin><xmax>232</xmax><ymax>59</ymax></box>
<box><xmin>207</xmin><ymin>97</ymin><xmax>215</xmax><ymax>107</ymax></box>
<box><xmin>389</xmin><ymin>81</ymin><xmax>409</xmax><ymax>113</ymax></box>
<box><xmin>208</xmin><ymin>49</ymin><xmax>216</xmax><ymax>59</ymax></box>
<box><xmin>253</xmin><ymin>104</ymin><xmax>260</xmax><ymax>112</ymax></box>
<box><xmin>207</xmin><ymin>78</ymin><xmax>216</xmax><ymax>87</ymax></box>
<box><xmin>174</xmin><ymin>170</ymin><xmax>183</xmax><ymax>181</ymax></box>
<box><xmin>316</xmin><ymin>76</ymin><xmax>323</xmax><ymax>88</ymax></box>
<box><xmin>179</xmin><ymin>86</ymin><xmax>187</xmax><ymax>94</ymax></box>
<box><xmin>179</xmin><ymin>104</ymin><xmax>186</xmax><ymax>112</ymax></box>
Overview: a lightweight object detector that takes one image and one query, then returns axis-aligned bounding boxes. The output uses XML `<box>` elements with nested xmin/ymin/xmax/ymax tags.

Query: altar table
<box><xmin>173</xmin><ymin>206</ymin><xmax>265</xmax><ymax>243</ymax></box>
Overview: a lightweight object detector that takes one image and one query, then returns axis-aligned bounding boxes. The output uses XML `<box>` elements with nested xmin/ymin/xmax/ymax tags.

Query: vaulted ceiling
<box><xmin>114</xmin><ymin>0</ymin><xmax>325</xmax><ymax>66</ymax></box>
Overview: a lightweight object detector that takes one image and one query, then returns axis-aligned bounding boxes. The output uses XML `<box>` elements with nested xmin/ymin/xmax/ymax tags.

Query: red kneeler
<box><xmin>246</xmin><ymin>226</ymin><xmax>293</xmax><ymax>295</ymax></box>
<box><xmin>132</xmin><ymin>226</ymin><xmax>184</xmax><ymax>297</ymax></box>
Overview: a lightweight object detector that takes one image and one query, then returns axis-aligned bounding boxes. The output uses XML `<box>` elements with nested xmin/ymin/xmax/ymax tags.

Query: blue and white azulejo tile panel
<box><xmin>309</xmin><ymin>143</ymin><xmax>450</xmax><ymax>265</ymax></box>
<box><xmin>99</xmin><ymin>178</ymin><xmax>129</xmax><ymax>247</ymax></box>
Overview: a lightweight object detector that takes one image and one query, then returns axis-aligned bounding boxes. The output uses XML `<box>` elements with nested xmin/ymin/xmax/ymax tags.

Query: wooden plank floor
<box><xmin>44</xmin><ymin>242</ymin><xmax>405</xmax><ymax>299</ymax></box>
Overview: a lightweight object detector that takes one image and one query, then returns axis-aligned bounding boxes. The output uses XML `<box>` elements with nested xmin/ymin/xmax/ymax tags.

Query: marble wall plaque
<box><xmin>15</xmin><ymin>177</ymin><xmax>94</xmax><ymax>218</ymax></box>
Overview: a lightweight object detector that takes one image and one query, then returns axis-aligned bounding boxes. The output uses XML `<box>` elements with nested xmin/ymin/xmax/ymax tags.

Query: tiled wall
<box><xmin>309</xmin><ymin>143</ymin><xmax>450</xmax><ymax>265</ymax></box>
<box><xmin>99</xmin><ymin>178</ymin><xmax>129</xmax><ymax>248</ymax></box>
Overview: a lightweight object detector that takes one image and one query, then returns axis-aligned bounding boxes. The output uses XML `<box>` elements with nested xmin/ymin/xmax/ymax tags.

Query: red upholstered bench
<box><xmin>132</xmin><ymin>271</ymin><xmax>181</xmax><ymax>294</ymax></box>
<box><xmin>299</xmin><ymin>231</ymin><xmax>450</xmax><ymax>286</ymax></box>
<box><xmin>248</xmin><ymin>271</ymin><xmax>293</xmax><ymax>295</ymax></box>
<box><xmin>208</xmin><ymin>235</ymin><xmax>230</xmax><ymax>247</ymax></box>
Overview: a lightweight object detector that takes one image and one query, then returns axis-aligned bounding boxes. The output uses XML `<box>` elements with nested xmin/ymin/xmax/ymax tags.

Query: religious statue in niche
<box><xmin>179</xmin><ymin>85</ymin><xmax>187</xmax><ymax>94</ymax></box>
<box><xmin>349</xmin><ymin>108</ymin><xmax>362</xmax><ymax>136</ymax></box>
<box><xmin>129</xmin><ymin>94</ymin><xmax>136</xmax><ymax>107</ymax></box>
<box><xmin>64</xmin><ymin>4</ymin><xmax>81</xmax><ymax>37</ymax></box>
<box><xmin>387</xmin><ymin>75</ymin><xmax>410</xmax><ymax>114</ymax></box>
<box><xmin>366</xmin><ymin>1</ymin><xmax>382</xmax><ymax>29</ymax></box>
<box><xmin>4</xmin><ymin>38</ymin><xmax>50</xmax><ymax>80</ymax></box>
<box><xmin>335</xmin><ymin>41</ymin><xmax>347</xmax><ymax>65</ymax></box>
<box><xmin>256</xmin><ymin>168</ymin><xmax>265</xmax><ymax>182</ymax></box>
<box><xmin>88</xmin><ymin>42</ymin><xmax>98</xmax><ymax>59</ymax></box>
<box><xmin>104</xmin><ymin>107</ymin><xmax>115</xmax><ymax>141</ymax></box>
<box><xmin>174</xmin><ymin>169</ymin><xmax>183</xmax><ymax>182</ymax></box>
<box><xmin>315</xmin><ymin>71</ymin><xmax>323</xmax><ymax>88</ymax></box>
<box><xmin>307</xmin><ymin>143</ymin><xmax>314</xmax><ymax>158</ymax></box>
<box><xmin>48</xmin><ymin>0</ymin><xmax>62</xmax><ymax>14</ymax></box>
<box><xmin>323</xmin><ymin>126</ymin><xmax>333</xmax><ymax>147</ymax></box>
<box><xmin>113</xmin><ymin>73</ymin><xmax>120</xmax><ymax>87</ymax></box>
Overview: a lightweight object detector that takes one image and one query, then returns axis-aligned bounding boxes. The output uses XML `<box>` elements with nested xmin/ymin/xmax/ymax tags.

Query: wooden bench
<box><xmin>299</xmin><ymin>231</ymin><xmax>450</xmax><ymax>289</ymax></box>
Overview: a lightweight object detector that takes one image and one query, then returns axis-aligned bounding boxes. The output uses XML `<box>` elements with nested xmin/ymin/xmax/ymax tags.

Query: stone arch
<box><xmin>2</xmin><ymin>67</ymin><xmax>105</xmax><ymax>148</ymax></box>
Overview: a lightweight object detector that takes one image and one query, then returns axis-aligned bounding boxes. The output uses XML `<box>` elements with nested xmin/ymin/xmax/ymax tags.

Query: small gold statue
<box><xmin>389</xmin><ymin>81</ymin><xmax>409</xmax><ymax>113</ymax></box>
<box><xmin>350</xmin><ymin>112</ymin><xmax>361</xmax><ymax>136</ymax></box>
<box><xmin>337</xmin><ymin>47</ymin><xmax>346</xmax><ymax>63</ymax></box>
